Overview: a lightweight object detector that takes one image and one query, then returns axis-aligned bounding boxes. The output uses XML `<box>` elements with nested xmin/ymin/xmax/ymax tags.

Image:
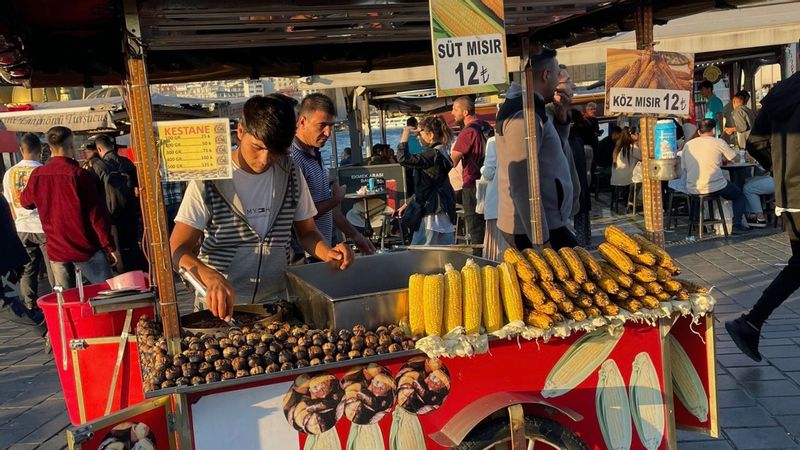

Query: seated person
<box><xmin>682</xmin><ymin>119</ymin><xmax>749</xmax><ymax>233</ymax></box>
<box><xmin>369</xmin><ymin>145</ymin><xmax>390</xmax><ymax>165</ymax></box>
<box><xmin>340</xmin><ymin>147</ymin><xmax>352</xmax><ymax>166</ymax></box>
<box><xmin>743</xmin><ymin>175</ymin><xmax>774</xmax><ymax>227</ymax></box>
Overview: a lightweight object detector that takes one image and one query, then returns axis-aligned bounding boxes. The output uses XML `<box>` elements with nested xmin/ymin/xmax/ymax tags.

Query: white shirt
<box><xmin>2</xmin><ymin>159</ymin><xmax>44</xmax><ymax>234</ymax></box>
<box><xmin>682</xmin><ymin>136</ymin><xmax>737</xmax><ymax>194</ymax></box>
<box><xmin>175</xmin><ymin>162</ymin><xmax>317</xmax><ymax>238</ymax></box>
<box><xmin>479</xmin><ymin>137</ymin><xmax>498</xmax><ymax>220</ymax></box>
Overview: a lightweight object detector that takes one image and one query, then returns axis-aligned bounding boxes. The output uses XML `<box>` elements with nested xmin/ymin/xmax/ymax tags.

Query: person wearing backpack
<box><xmin>94</xmin><ymin>134</ymin><xmax>147</xmax><ymax>273</ymax></box>
<box><xmin>451</xmin><ymin>96</ymin><xmax>491</xmax><ymax>245</ymax></box>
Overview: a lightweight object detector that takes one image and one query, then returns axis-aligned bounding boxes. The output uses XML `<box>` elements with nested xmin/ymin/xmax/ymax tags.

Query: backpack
<box><xmin>102</xmin><ymin>157</ymin><xmax>137</xmax><ymax>218</ymax></box>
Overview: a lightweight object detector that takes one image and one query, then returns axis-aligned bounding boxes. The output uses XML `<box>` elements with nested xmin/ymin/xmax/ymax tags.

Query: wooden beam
<box><xmin>521</xmin><ymin>38</ymin><xmax>545</xmax><ymax>247</ymax></box>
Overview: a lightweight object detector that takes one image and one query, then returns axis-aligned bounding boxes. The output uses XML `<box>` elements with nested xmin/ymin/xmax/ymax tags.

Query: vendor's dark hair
<box><xmin>46</xmin><ymin>126</ymin><xmax>73</xmax><ymax>148</ymax></box>
<box><xmin>240</xmin><ymin>94</ymin><xmax>298</xmax><ymax>154</ymax></box>
<box><xmin>531</xmin><ymin>47</ymin><xmax>558</xmax><ymax>78</ymax></box>
<box><xmin>698</xmin><ymin>118</ymin><xmax>717</xmax><ymax>134</ymax></box>
<box><xmin>299</xmin><ymin>93</ymin><xmax>336</xmax><ymax>118</ymax></box>
<box><xmin>419</xmin><ymin>115</ymin><xmax>452</xmax><ymax>145</ymax></box>
<box><xmin>20</xmin><ymin>133</ymin><xmax>41</xmax><ymax>153</ymax></box>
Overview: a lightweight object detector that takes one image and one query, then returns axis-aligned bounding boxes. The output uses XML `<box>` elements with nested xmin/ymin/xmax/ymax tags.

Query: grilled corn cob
<box><xmin>599</xmin><ymin>262</ymin><xmax>634</xmax><ymax>288</ymax></box>
<box><xmin>502</xmin><ymin>247</ymin><xmax>525</xmax><ymax>265</ymax></box>
<box><xmin>676</xmin><ymin>289</ymin><xmax>690</xmax><ymax>301</ymax></box>
<box><xmin>662</xmin><ymin>280</ymin><xmax>682</xmax><ymax>294</ymax></box>
<box><xmin>604</xmin><ymin>225</ymin><xmax>642</xmax><ymax>255</ymax></box>
<box><xmin>629</xmin><ymin>352</ymin><xmax>665</xmax><ymax>450</ymax></box>
<box><xmin>540</xmin><ymin>280</ymin><xmax>567</xmax><ymax>303</ymax></box>
<box><xmin>522</xmin><ymin>249</ymin><xmax>554</xmax><ymax>281</ymax></box>
<box><xmin>614</xmin><ymin>290</ymin><xmax>629</xmax><ymax>301</ymax></box>
<box><xmin>551</xmin><ymin>313</ymin><xmax>566</xmax><ymax>324</ymax></box>
<box><xmin>461</xmin><ymin>261</ymin><xmax>483</xmax><ymax>334</ymax></box>
<box><xmin>593</xmin><ymin>291</ymin><xmax>611</xmax><ymax>307</ymax></box>
<box><xmin>582</xmin><ymin>281</ymin><xmax>598</xmax><ymax>295</ymax></box>
<box><xmin>619</xmin><ymin>298</ymin><xmax>643</xmax><ymax>313</ymax></box>
<box><xmin>542</xmin><ymin>329</ymin><xmax>624</xmax><ymax>398</ymax></box>
<box><xmin>408</xmin><ymin>274</ymin><xmax>425</xmax><ymax>336</ymax></box>
<box><xmin>481</xmin><ymin>265</ymin><xmax>503</xmax><ymax>332</ymax></box>
<box><xmin>574</xmin><ymin>247</ymin><xmax>603</xmax><ymax>280</ymax></box>
<box><xmin>656</xmin><ymin>267</ymin><xmax>672</xmax><ymax>283</ymax></box>
<box><xmin>584</xmin><ymin>306</ymin><xmax>602</xmax><ymax>319</ymax></box>
<box><xmin>640</xmin><ymin>295</ymin><xmax>660</xmax><ymax>310</ymax></box>
<box><xmin>561</xmin><ymin>280</ymin><xmax>582</xmax><ymax>298</ymax></box>
<box><xmin>521</xmin><ymin>281</ymin><xmax>546</xmax><ymax>307</ymax></box>
<box><xmin>599</xmin><ymin>243</ymin><xmax>636</xmax><ymax>274</ymax></box>
<box><xmin>542</xmin><ymin>248</ymin><xmax>571</xmax><ymax>281</ymax></box>
<box><xmin>668</xmin><ymin>335</ymin><xmax>709</xmax><ymax>422</ymax></box>
<box><xmin>442</xmin><ymin>264</ymin><xmax>463</xmax><ymax>334</ymax></box>
<box><xmin>656</xmin><ymin>291</ymin><xmax>672</xmax><ymax>302</ymax></box>
<box><xmin>597</xmin><ymin>276</ymin><xmax>620</xmax><ymax>295</ymax></box>
<box><xmin>498</xmin><ymin>262</ymin><xmax>524</xmax><ymax>322</ymax></box>
<box><xmin>569</xmin><ymin>309</ymin><xmax>588</xmax><ymax>322</ymax></box>
<box><xmin>632</xmin><ymin>265</ymin><xmax>658</xmax><ymax>283</ymax></box>
<box><xmin>575</xmin><ymin>294</ymin><xmax>594</xmax><ymax>309</ymax></box>
<box><xmin>643</xmin><ymin>281</ymin><xmax>664</xmax><ymax>295</ymax></box>
<box><xmin>559</xmin><ymin>247</ymin><xmax>588</xmax><ymax>283</ymax></box>
<box><xmin>673</xmin><ymin>279</ymin><xmax>709</xmax><ymax>294</ymax></box>
<box><xmin>630</xmin><ymin>251</ymin><xmax>658</xmax><ymax>267</ymax></box>
<box><xmin>601</xmin><ymin>303</ymin><xmax>621</xmax><ymax>316</ymax></box>
<box><xmin>504</xmin><ymin>248</ymin><xmax>537</xmax><ymax>283</ymax></box>
<box><xmin>533</xmin><ymin>301</ymin><xmax>559</xmax><ymax>316</ymax></box>
<box><xmin>631</xmin><ymin>234</ymin><xmax>674</xmax><ymax>267</ymax></box>
<box><xmin>629</xmin><ymin>284</ymin><xmax>647</xmax><ymax>297</ymax></box>
<box><xmin>596</xmin><ymin>359</ymin><xmax>633</xmax><ymax>450</ymax></box>
<box><xmin>423</xmin><ymin>274</ymin><xmax>444</xmax><ymax>336</ymax></box>
<box><xmin>556</xmin><ymin>300</ymin><xmax>576</xmax><ymax>314</ymax></box>
<box><xmin>524</xmin><ymin>310</ymin><xmax>554</xmax><ymax>329</ymax></box>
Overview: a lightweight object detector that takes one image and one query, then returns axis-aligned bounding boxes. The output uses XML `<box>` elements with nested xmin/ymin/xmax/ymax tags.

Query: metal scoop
<box><xmin>178</xmin><ymin>268</ymin><xmax>242</xmax><ymax>327</ymax></box>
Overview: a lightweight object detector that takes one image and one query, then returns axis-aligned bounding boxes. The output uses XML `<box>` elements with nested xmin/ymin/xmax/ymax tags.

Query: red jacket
<box><xmin>20</xmin><ymin>156</ymin><xmax>115</xmax><ymax>263</ymax></box>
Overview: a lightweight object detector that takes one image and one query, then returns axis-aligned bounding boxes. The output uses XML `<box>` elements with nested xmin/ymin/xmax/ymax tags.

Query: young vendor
<box><xmin>170</xmin><ymin>94</ymin><xmax>354</xmax><ymax>319</ymax></box>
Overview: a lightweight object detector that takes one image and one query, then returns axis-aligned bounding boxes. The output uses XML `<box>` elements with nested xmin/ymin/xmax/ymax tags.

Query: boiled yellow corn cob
<box><xmin>442</xmin><ymin>264</ymin><xmax>463</xmax><ymax>335</ymax></box>
<box><xmin>629</xmin><ymin>284</ymin><xmax>647</xmax><ymax>297</ymax></box>
<box><xmin>643</xmin><ymin>281</ymin><xmax>664</xmax><ymax>295</ymax></box>
<box><xmin>461</xmin><ymin>260</ymin><xmax>483</xmax><ymax>334</ymax></box>
<box><xmin>480</xmin><ymin>0</ymin><xmax>504</xmax><ymax>20</ymax></box>
<box><xmin>408</xmin><ymin>273</ymin><xmax>425</xmax><ymax>336</ymax></box>
<box><xmin>662</xmin><ymin>279</ymin><xmax>682</xmax><ymax>294</ymax></box>
<box><xmin>604</xmin><ymin>225</ymin><xmax>642</xmax><ymax>255</ymax></box>
<box><xmin>574</xmin><ymin>246</ymin><xmax>603</xmax><ymax>280</ymax></box>
<box><xmin>640</xmin><ymin>295</ymin><xmax>660</xmax><ymax>309</ymax></box>
<box><xmin>655</xmin><ymin>291</ymin><xmax>672</xmax><ymax>302</ymax></box>
<box><xmin>423</xmin><ymin>274</ymin><xmax>444</xmax><ymax>336</ymax></box>
<box><xmin>568</xmin><ymin>309</ymin><xmax>587</xmax><ymax>322</ymax></box>
<box><xmin>559</xmin><ymin>247</ymin><xmax>588</xmax><ymax>283</ymax></box>
<box><xmin>597</xmin><ymin>276</ymin><xmax>620</xmax><ymax>295</ymax></box>
<box><xmin>582</xmin><ymin>281</ymin><xmax>598</xmax><ymax>295</ymax></box>
<box><xmin>556</xmin><ymin>299</ymin><xmax>576</xmax><ymax>314</ymax></box>
<box><xmin>481</xmin><ymin>265</ymin><xmax>503</xmax><ymax>332</ymax></box>
<box><xmin>523</xmin><ymin>310</ymin><xmax>554</xmax><ymax>329</ymax></box>
<box><xmin>561</xmin><ymin>280</ymin><xmax>582</xmax><ymax>298</ymax></box>
<box><xmin>656</xmin><ymin>266</ymin><xmax>672</xmax><ymax>283</ymax></box>
<box><xmin>630</xmin><ymin>251</ymin><xmax>658</xmax><ymax>267</ymax></box>
<box><xmin>601</xmin><ymin>303</ymin><xmax>621</xmax><ymax>316</ymax></box>
<box><xmin>632</xmin><ymin>265</ymin><xmax>658</xmax><ymax>283</ymax></box>
<box><xmin>599</xmin><ymin>262</ymin><xmax>634</xmax><ymax>288</ymax></box>
<box><xmin>534</xmin><ymin>301</ymin><xmax>559</xmax><ymax>316</ymax></box>
<box><xmin>596</xmin><ymin>359</ymin><xmax>633</xmax><ymax>450</ymax></box>
<box><xmin>668</xmin><ymin>334</ymin><xmax>709</xmax><ymax>422</ymax></box>
<box><xmin>540</xmin><ymin>280</ymin><xmax>567</xmax><ymax>303</ymax></box>
<box><xmin>575</xmin><ymin>294</ymin><xmax>594</xmax><ymax>309</ymax></box>
<box><xmin>498</xmin><ymin>262</ymin><xmax>524</xmax><ymax>322</ymax></box>
<box><xmin>673</xmin><ymin>279</ymin><xmax>709</xmax><ymax>294</ymax></box>
<box><xmin>521</xmin><ymin>281</ymin><xmax>546</xmax><ymax>307</ymax></box>
<box><xmin>629</xmin><ymin>352</ymin><xmax>665</xmax><ymax>450</ymax></box>
<box><xmin>431</xmin><ymin>0</ymin><xmax>501</xmax><ymax>36</ymax></box>
<box><xmin>542</xmin><ymin>248</ymin><xmax>571</xmax><ymax>281</ymax></box>
<box><xmin>619</xmin><ymin>298</ymin><xmax>643</xmax><ymax>313</ymax></box>
<box><xmin>542</xmin><ymin>329</ymin><xmax>624</xmax><ymax>398</ymax></box>
<box><xmin>584</xmin><ymin>306</ymin><xmax>602</xmax><ymax>319</ymax></box>
<box><xmin>593</xmin><ymin>291</ymin><xmax>611</xmax><ymax>307</ymax></box>
<box><xmin>599</xmin><ymin>243</ymin><xmax>636</xmax><ymax>274</ymax></box>
<box><xmin>522</xmin><ymin>249</ymin><xmax>554</xmax><ymax>281</ymax></box>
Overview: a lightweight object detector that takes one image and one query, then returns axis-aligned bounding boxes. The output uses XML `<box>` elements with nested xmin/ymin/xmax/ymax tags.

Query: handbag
<box><xmin>475</xmin><ymin>178</ymin><xmax>489</xmax><ymax>214</ymax></box>
<box><xmin>400</xmin><ymin>199</ymin><xmax>425</xmax><ymax>239</ymax></box>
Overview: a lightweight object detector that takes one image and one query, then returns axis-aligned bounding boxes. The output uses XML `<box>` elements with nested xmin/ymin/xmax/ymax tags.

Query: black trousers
<box><xmin>461</xmin><ymin>186</ymin><xmax>485</xmax><ymax>245</ymax></box>
<box><xmin>747</xmin><ymin>212</ymin><xmax>800</xmax><ymax>327</ymax></box>
<box><xmin>506</xmin><ymin>226</ymin><xmax>578</xmax><ymax>251</ymax></box>
<box><xmin>112</xmin><ymin>217</ymin><xmax>148</xmax><ymax>273</ymax></box>
<box><xmin>18</xmin><ymin>232</ymin><xmax>53</xmax><ymax>309</ymax></box>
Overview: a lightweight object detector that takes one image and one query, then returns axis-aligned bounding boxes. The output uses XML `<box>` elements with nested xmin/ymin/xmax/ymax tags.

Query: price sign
<box><xmin>430</xmin><ymin>0</ymin><xmax>508</xmax><ymax>97</ymax></box>
<box><xmin>156</xmin><ymin>118</ymin><xmax>232</xmax><ymax>181</ymax></box>
<box><xmin>605</xmin><ymin>48</ymin><xmax>694</xmax><ymax>117</ymax></box>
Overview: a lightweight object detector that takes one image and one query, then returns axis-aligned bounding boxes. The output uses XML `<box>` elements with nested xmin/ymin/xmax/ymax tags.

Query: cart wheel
<box><xmin>455</xmin><ymin>415</ymin><xmax>589</xmax><ymax>450</ymax></box>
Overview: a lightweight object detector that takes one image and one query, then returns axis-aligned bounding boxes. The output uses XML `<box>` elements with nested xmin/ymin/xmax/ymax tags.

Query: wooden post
<box><xmin>521</xmin><ymin>38</ymin><xmax>545</xmax><ymax>247</ymax></box>
<box><xmin>634</xmin><ymin>1</ymin><xmax>665</xmax><ymax>246</ymax></box>
<box><xmin>123</xmin><ymin>0</ymin><xmax>181</xmax><ymax>354</ymax></box>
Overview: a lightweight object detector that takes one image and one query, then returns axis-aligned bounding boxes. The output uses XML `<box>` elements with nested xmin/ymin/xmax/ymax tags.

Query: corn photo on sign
<box><xmin>430</xmin><ymin>0</ymin><xmax>508</xmax><ymax>97</ymax></box>
<box><xmin>156</xmin><ymin>118</ymin><xmax>232</xmax><ymax>181</ymax></box>
<box><xmin>605</xmin><ymin>49</ymin><xmax>695</xmax><ymax>117</ymax></box>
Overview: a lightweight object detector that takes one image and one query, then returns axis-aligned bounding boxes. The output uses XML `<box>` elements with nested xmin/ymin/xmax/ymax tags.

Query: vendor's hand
<box><xmin>325</xmin><ymin>242</ymin><xmax>354</xmax><ymax>270</ymax></box>
<box><xmin>394</xmin><ymin>203</ymin><xmax>408</xmax><ymax>218</ymax></box>
<box><xmin>724</xmin><ymin>127</ymin><xmax>736</xmax><ymax>135</ymax></box>
<box><xmin>197</xmin><ymin>265</ymin><xmax>235</xmax><ymax>320</ymax></box>
<box><xmin>353</xmin><ymin>234</ymin><xmax>376</xmax><ymax>255</ymax></box>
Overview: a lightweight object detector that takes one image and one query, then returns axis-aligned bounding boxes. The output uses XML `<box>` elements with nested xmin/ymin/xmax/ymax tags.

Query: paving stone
<box><xmin>728</xmin><ymin>366</ymin><xmax>787</xmax><ymax>382</ymax></box>
<box><xmin>677</xmin><ymin>429</ymin><xmax>718</xmax><ymax>442</ymax></box>
<box><xmin>15</xmin><ymin>409</ymin><xmax>69</xmax><ymax>445</ymax></box>
<box><xmin>718</xmin><ymin>406</ymin><xmax>777</xmax><ymax>427</ymax></box>
<box><xmin>716</xmin><ymin>389</ymin><xmax>757</xmax><ymax>408</ymax></box>
<box><xmin>716</xmin><ymin>374</ymin><xmax>739</xmax><ymax>391</ymax></box>
<box><xmin>741</xmin><ymin>380</ymin><xmax>800</xmax><ymax>398</ymax></box>
<box><xmin>717</xmin><ymin>353</ymin><xmax>769</xmax><ymax>368</ymax></box>
<box><xmin>676</xmin><ymin>440</ymin><xmax>733</xmax><ymax>450</ymax></box>
<box><xmin>789</xmin><ymin>372</ymin><xmax>800</xmax><ymax>384</ymax></box>
<box><xmin>716</xmin><ymin>346</ymin><xmax>746</xmax><ymax>355</ymax></box>
<box><xmin>775</xmin><ymin>415</ymin><xmax>800</xmax><ymax>438</ymax></box>
<box><xmin>723</xmin><ymin>427</ymin><xmax>799</xmax><ymax>449</ymax></box>
<box><xmin>760</xmin><ymin>338</ymin><xmax>799</xmax><ymax>347</ymax></box>
<box><xmin>770</xmin><ymin>358</ymin><xmax>800</xmax><ymax>372</ymax></box>
<box><xmin>762</xmin><ymin>331</ymin><xmax>800</xmax><ymax>339</ymax></box>
<box><xmin>761</xmin><ymin>345</ymin><xmax>800</xmax><ymax>359</ymax></box>
<box><xmin>759</xmin><ymin>396</ymin><xmax>800</xmax><ymax>415</ymax></box>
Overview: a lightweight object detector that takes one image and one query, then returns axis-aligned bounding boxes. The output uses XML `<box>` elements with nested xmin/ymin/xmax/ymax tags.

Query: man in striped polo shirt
<box><xmin>170</xmin><ymin>94</ymin><xmax>354</xmax><ymax>320</ymax></box>
<box><xmin>290</xmin><ymin>93</ymin><xmax>375</xmax><ymax>261</ymax></box>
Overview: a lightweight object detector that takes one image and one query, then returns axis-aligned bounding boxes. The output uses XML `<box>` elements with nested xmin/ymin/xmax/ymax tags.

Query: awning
<box><xmin>0</xmin><ymin>107</ymin><xmax>116</xmax><ymax>133</ymax></box>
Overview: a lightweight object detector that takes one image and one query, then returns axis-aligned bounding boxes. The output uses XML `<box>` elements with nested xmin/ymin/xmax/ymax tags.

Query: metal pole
<box><xmin>634</xmin><ymin>1</ymin><xmax>665</xmax><ymax>246</ymax></box>
<box><xmin>123</xmin><ymin>0</ymin><xmax>181</xmax><ymax>355</ymax></box>
<box><xmin>379</xmin><ymin>108</ymin><xmax>387</xmax><ymax>144</ymax></box>
<box><xmin>361</xmin><ymin>94</ymin><xmax>374</xmax><ymax>158</ymax></box>
<box><xmin>521</xmin><ymin>38</ymin><xmax>545</xmax><ymax>247</ymax></box>
<box><xmin>330</xmin><ymin>125</ymin><xmax>339</xmax><ymax>169</ymax></box>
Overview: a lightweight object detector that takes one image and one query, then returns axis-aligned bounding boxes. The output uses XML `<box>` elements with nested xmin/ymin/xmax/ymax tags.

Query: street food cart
<box><xmin>0</xmin><ymin>0</ymin><xmax>757</xmax><ymax>448</ymax></box>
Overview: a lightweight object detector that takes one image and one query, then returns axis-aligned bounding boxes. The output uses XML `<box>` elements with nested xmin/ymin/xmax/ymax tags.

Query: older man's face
<box><xmin>585</xmin><ymin>105</ymin><xmax>597</xmax><ymax>117</ymax></box>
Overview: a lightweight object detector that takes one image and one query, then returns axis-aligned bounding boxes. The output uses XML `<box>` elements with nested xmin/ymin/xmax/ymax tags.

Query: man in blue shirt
<box><xmin>699</xmin><ymin>80</ymin><xmax>723</xmax><ymax>137</ymax></box>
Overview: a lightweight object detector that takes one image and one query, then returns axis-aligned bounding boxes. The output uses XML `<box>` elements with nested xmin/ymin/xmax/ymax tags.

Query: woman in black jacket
<box><xmin>396</xmin><ymin>115</ymin><xmax>457</xmax><ymax>245</ymax></box>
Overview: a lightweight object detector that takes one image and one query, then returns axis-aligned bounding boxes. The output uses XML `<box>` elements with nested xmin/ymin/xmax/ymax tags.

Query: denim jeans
<box><xmin>711</xmin><ymin>182</ymin><xmax>746</xmax><ymax>227</ymax></box>
<box><xmin>411</xmin><ymin>227</ymin><xmax>455</xmax><ymax>246</ymax></box>
<box><xmin>50</xmin><ymin>250</ymin><xmax>113</xmax><ymax>289</ymax></box>
<box><xmin>742</xmin><ymin>176</ymin><xmax>775</xmax><ymax>214</ymax></box>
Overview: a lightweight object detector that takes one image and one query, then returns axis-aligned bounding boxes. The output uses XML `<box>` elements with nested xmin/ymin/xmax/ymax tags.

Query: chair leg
<box><xmin>687</xmin><ymin>197</ymin><xmax>695</xmax><ymax>237</ymax></box>
<box><xmin>665</xmin><ymin>192</ymin><xmax>674</xmax><ymax>230</ymax></box>
<box><xmin>633</xmin><ymin>184</ymin><xmax>638</xmax><ymax>215</ymax></box>
<box><xmin>698</xmin><ymin>198</ymin><xmax>705</xmax><ymax>240</ymax></box>
<box><xmin>717</xmin><ymin>197</ymin><xmax>729</xmax><ymax>237</ymax></box>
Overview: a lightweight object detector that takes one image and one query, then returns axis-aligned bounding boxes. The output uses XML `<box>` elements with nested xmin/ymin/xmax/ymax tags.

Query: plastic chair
<box><xmin>687</xmin><ymin>193</ymin><xmax>729</xmax><ymax>239</ymax></box>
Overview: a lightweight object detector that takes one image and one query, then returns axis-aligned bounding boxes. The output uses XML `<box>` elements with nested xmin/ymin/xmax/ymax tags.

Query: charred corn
<box><xmin>534</xmin><ymin>301</ymin><xmax>559</xmax><ymax>316</ymax></box>
<box><xmin>656</xmin><ymin>291</ymin><xmax>672</xmax><ymax>302</ymax></box>
<box><xmin>599</xmin><ymin>243</ymin><xmax>636</xmax><ymax>274</ymax></box>
<box><xmin>481</xmin><ymin>265</ymin><xmax>503</xmax><ymax>332</ymax></box>
<box><xmin>632</xmin><ymin>265</ymin><xmax>658</xmax><ymax>283</ymax></box>
<box><xmin>521</xmin><ymin>281</ymin><xmax>546</xmax><ymax>307</ymax></box>
<box><xmin>556</xmin><ymin>300</ymin><xmax>576</xmax><ymax>314</ymax></box>
<box><xmin>596</xmin><ymin>359</ymin><xmax>633</xmax><ymax>450</ymax></box>
<box><xmin>629</xmin><ymin>352</ymin><xmax>665</xmax><ymax>450</ymax></box>
<box><xmin>656</xmin><ymin>267</ymin><xmax>672</xmax><ymax>283</ymax></box>
<box><xmin>502</xmin><ymin>247</ymin><xmax>525</xmax><ymax>265</ymax></box>
<box><xmin>582</xmin><ymin>281</ymin><xmax>598</xmax><ymax>295</ymax></box>
<box><xmin>632</xmin><ymin>234</ymin><xmax>675</xmax><ymax>268</ymax></box>
<box><xmin>644</xmin><ymin>281</ymin><xmax>664</xmax><ymax>295</ymax></box>
<box><xmin>601</xmin><ymin>303</ymin><xmax>621</xmax><ymax>316</ymax></box>
<box><xmin>423</xmin><ymin>274</ymin><xmax>444</xmax><ymax>336</ymax></box>
<box><xmin>599</xmin><ymin>262</ymin><xmax>634</xmax><ymax>288</ymax></box>
<box><xmin>461</xmin><ymin>261</ymin><xmax>483</xmax><ymax>334</ymax></box>
<box><xmin>597</xmin><ymin>276</ymin><xmax>620</xmax><ymax>295</ymax></box>
<box><xmin>408</xmin><ymin>274</ymin><xmax>425</xmax><ymax>335</ymax></box>
<box><xmin>629</xmin><ymin>284</ymin><xmax>647</xmax><ymax>297</ymax></box>
<box><xmin>668</xmin><ymin>335</ymin><xmax>709</xmax><ymax>422</ymax></box>
<box><xmin>540</xmin><ymin>280</ymin><xmax>567</xmax><ymax>303</ymax></box>
<box><xmin>614</xmin><ymin>290</ymin><xmax>629</xmax><ymax>301</ymax></box>
<box><xmin>619</xmin><ymin>298</ymin><xmax>643</xmax><ymax>313</ymax></box>
<box><xmin>676</xmin><ymin>289</ymin><xmax>690</xmax><ymax>301</ymax></box>
<box><xmin>605</xmin><ymin>225</ymin><xmax>642</xmax><ymax>255</ymax></box>
<box><xmin>673</xmin><ymin>279</ymin><xmax>709</xmax><ymax>294</ymax></box>
<box><xmin>551</xmin><ymin>312</ymin><xmax>566</xmax><ymax>324</ymax></box>
<box><xmin>524</xmin><ymin>310</ymin><xmax>554</xmax><ymax>329</ymax></box>
<box><xmin>593</xmin><ymin>291</ymin><xmax>611</xmax><ymax>307</ymax></box>
<box><xmin>576</xmin><ymin>294</ymin><xmax>594</xmax><ymax>309</ymax></box>
<box><xmin>522</xmin><ymin>249</ymin><xmax>554</xmax><ymax>281</ymax></box>
<box><xmin>574</xmin><ymin>247</ymin><xmax>603</xmax><ymax>280</ymax></box>
<box><xmin>630</xmin><ymin>251</ymin><xmax>658</xmax><ymax>267</ymax></box>
<box><xmin>662</xmin><ymin>280</ymin><xmax>682</xmax><ymax>293</ymax></box>
<box><xmin>584</xmin><ymin>306</ymin><xmax>602</xmax><ymax>319</ymax></box>
<box><xmin>498</xmin><ymin>262</ymin><xmax>524</xmax><ymax>322</ymax></box>
<box><xmin>542</xmin><ymin>329</ymin><xmax>624</xmax><ymax>398</ymax></box>
<box><xmin>559</xmin><ymin>247</ymin><xmax>588</xmax><ymax>283</ymax></box>
<box><xmin>542</xmin><ymin>248</ymin><xmax>571</xmax><ymax>281</ymax></box>
<box><xmin>640</xmin><ymin>295</ymin><xmax>660</xmax><ymax>310</ymax></box>
<box><xmin>569</xmin><ymin>309</ymin><xmax>587</xmax><ymax>322</ymax></box>
<box><xmin>443</xmin><ymin>264</ymin><xmax>463</xmax><ymax>334</ymax></box>
<box><xmin>561</xmin><ymin>280</ymin><xmax>582</xmax><ymax>298</ymax></box>
<box><xmin>504</xmin><ymin>248</ymin><xmax>537</xmax><ymax>283</ymax></box>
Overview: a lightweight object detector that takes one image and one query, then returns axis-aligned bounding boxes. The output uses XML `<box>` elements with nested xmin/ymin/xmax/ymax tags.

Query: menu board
<box><xmin>156</xmin><ymin>118</ymin><xmax>232</xmax><ymax>181</ymax></box>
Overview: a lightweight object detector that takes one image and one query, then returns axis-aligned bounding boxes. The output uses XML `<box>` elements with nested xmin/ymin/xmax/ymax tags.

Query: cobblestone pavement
<box><xmin>1</xmin><ymin>228</ymin><xmax>799</xmax><ymax>449</ymax></box>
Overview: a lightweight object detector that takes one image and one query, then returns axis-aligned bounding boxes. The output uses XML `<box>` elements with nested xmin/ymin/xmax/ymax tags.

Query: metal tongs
<box><xmin>178</xmin><ymin>268</ymin><xmax>242</xmax><ymax>328</ymax></box>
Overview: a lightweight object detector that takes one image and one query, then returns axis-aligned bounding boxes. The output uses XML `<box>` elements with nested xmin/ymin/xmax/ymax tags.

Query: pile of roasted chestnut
<box><xmin>136</xmin><ymin>316</ymin><xmax>418</xmax><ymax>392</ymax></box>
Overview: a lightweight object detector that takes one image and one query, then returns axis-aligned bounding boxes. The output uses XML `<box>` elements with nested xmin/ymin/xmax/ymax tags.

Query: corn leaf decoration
<box><xmin>542</xmin><ymin>328</ymin><xmax>624</xmax><ymax>398</ymax></box>
<box><xmin>629</xmin><ymin>352</ymin><xmax>665</xmax><ymax>450</ymax></box>
<box><xmin>668</xmin><ymin>335</ymin><xmax>709</xmax><ymax>422</ymax></box>
<box><xmin>596</xmin><ymin>359</ymin><xmax>633</xmax><ymax>450</ymax></box>
<box><xmin>304</xmin><ymin>429</ymin><xmax>341</xmax><ymax>450</ymax></box>
<box><xmin>346</xmin><ymin>423</ymin><xmax>384</xmax><ymax>450</ymax></box>
<box><xmin>389</xmin><ymin>406</ymin><xmax>425</xmax><ymax>450</ymax></box>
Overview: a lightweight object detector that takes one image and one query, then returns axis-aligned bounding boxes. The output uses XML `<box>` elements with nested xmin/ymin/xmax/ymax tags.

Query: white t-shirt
<box><xmin>2</xmin><ymin>159</ymin><xmax>44</xmax><ymax>234</ymax></box>
<box><xmin>682</xmin><ymin>136</ymin><xmax>737</xmax><ymax>195</ymax></box>
<box><xmin>175</xmin><ymin>162</ymin><xmax>317</xmax><ymax>238</ymax></box>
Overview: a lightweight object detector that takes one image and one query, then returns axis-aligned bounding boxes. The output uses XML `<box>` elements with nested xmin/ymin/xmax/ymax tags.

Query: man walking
<box><xmin>451</xmin><ymin>96</ymin><xmax>487</xmax><ymax>245</ymax></box>
<box><xmin>290</xmin><ymin>93</ymin><xmax>374</xmax><ymax>259</ymax></box>
<box><xmin>725</xmin><ymin>72</ymin><xmax>800</xmax><ymax>361</ymax></box>
<box><xmin>20</xmin><ymin>126</ymin><xmax>118</xmax><ymax>288</ymax></box>
<box><xmin>699</xmin><ymin>80</ymin><xmax>724</xmax><ymax>137</ymax></box>
<box><xmin>2</xmin><ymin>133</ymin><xmax>52</xmax><ymax>311</ymax></box>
